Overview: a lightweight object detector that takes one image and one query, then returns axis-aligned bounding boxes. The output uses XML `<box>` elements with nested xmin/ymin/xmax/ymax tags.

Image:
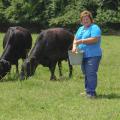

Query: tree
<box><xmin>101</xmin><ymin>0</ymin><xmax>119</xmax><ymax>10</ymax></box>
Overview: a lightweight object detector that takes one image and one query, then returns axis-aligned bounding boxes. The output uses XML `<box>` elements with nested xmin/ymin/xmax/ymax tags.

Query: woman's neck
<box><xmin>84</xmin><ymin>23</ymin><xmax>92</xmax><ymax>29</ymax></box>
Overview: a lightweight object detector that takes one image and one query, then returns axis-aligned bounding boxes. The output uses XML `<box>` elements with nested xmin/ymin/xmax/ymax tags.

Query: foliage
<box><xmin>0</xmin><ymin>2</ymin><xmax>7</xmax><ymax>23</ymax></box>
<box><xmin>0</xmin><ymin>0</ymin><xmax>120</xmax><ymax>31</ymax></box>
<box><xmin>96</xmin><ymin>9</ymin><xmax>120</xmax><ymax>25</ymax></box>
<box><xmin>95</xmin><ymin>0</ymin><xmax>120</xmax><ymax>26</ymax></box>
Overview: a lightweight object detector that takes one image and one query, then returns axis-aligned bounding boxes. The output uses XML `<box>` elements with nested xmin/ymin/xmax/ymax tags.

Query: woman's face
<box><xmin>81</xmin><ymin>16</ymin><xmax>92</xmax><ymax>28</ymax></box>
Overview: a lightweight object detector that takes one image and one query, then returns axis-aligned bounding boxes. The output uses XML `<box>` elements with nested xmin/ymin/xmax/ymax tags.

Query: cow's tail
<box><xmin>1</xmin><ymin>28</ymin><xmax>14</xmax><ymax>59</ymax></box>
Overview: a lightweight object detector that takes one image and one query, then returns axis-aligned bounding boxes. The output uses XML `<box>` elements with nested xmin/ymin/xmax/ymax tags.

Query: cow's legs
<box><xmin>68</xmin><ymin>59</ymin><xmax>73</xmax><ymax>78</ymax></box>
<box><xmin>16</xmin><ymin>61</ymin><xmax>19</xmax><ymax>73</ymax></box>
<box><xmin>58</xmin><ymin>61</ymin><xmax>62</xmax><ymax>77</ymax></box>
<box><xmin>49</xmin><ymin>62</ymin><xmax>57</xmax><ymax>80</ymax></box>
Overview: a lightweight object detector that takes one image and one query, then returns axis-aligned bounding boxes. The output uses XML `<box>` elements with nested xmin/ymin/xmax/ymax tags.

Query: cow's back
<box><xmin>3</xmin><ymin>26</ymin><xmax>32</xmax><ymax>50</ymax></box>
<box><xmin>42</xmin><ymin>28</ymin><xmax>73</xmax><ymax>60</ymax></box>
<box><xmin>1</xmin><ymin>26</ymin><xmax>32</xmax><ymax>63</ymax></box>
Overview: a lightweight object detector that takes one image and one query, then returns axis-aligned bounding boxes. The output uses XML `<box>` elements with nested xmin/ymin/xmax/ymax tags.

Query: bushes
<box><xmin>0</xmin><ymin>0</ymin><xmax>120</xmax><ymax>33</ymax></box>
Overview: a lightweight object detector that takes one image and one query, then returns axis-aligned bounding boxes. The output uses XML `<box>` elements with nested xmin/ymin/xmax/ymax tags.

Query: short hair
<box><xmin>80</xmin><ymin>10</ymin><xmax>94</xmax><ymax>23</ymax></box>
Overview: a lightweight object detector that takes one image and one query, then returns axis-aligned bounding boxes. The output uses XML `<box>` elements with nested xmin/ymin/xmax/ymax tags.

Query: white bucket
<box><xmin>68</xmin><ymin>50</ymin><xmax>84</xmax><ymax>65</ymax></box>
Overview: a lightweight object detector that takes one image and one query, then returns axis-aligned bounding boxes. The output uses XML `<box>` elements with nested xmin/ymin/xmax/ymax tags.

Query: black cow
<box><xmin>20</xmin><ymin>28</ymin><xmax>74</xmax><ymax>80</ymax></box>
<box><xmin>0</xmin><ymin>59</ymin><xmax>11</xmax><ymax>80</ymax></box>
<box><xmin>0</xmin><ymin>26</ymin><xmax>32</xmax><ymax>79</ymax></box>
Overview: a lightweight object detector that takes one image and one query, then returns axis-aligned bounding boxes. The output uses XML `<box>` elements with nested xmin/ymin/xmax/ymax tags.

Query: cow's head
<box><xmin>20</xmin><ymin>57</ymin><xmax>39</xmax><ymax>80</ymax></box>
<box><xmin>0</xmin><ymin>59</ymin><xmax>11</xmax><ymax>80</ymax></box>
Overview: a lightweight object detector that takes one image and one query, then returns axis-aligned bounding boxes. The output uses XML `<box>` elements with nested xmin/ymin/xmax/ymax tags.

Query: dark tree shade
<box><xmin>101</xmin><ymin>0</ymin><xmax>119</xmax><ymax>10</ymax></box>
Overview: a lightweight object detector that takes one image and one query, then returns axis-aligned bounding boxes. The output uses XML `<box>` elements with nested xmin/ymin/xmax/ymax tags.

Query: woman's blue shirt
<box><xmin>75</xmin><ymin>24</ymin><xmax>102</xmax><ymax>58</ymax></box>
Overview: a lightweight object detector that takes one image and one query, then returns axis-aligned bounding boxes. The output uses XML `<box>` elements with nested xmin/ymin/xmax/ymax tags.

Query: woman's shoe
<box><xmin>86</xmin><ymin>93</ymin><xmax>97</xmax><ymax>99</ymax></box>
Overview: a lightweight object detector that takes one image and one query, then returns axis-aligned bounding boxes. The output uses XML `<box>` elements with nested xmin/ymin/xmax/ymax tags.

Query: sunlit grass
<box><xmin>0</xmin><ymin>33</ymin><xmax>120</xmax><ymax>120</ymax></box>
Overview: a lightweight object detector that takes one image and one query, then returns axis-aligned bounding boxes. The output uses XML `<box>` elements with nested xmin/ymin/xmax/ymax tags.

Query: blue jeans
<box><xmin>81</xmin><ymin>56</ymin><xmax>101</xmax><ymax>96</ymax></box>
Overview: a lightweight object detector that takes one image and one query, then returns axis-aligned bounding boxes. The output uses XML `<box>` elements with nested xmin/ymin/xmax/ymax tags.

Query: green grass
<box><xmin>0</xmin><ymin>33</ymin><xmax>120</xmax><ymax>120</ymax></box>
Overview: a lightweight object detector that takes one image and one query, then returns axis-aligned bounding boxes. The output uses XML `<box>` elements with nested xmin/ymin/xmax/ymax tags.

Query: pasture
<box><xmin>0</xmin><ymin>33</ymin><xmax>120</xmax><ymax>120</ymax></box>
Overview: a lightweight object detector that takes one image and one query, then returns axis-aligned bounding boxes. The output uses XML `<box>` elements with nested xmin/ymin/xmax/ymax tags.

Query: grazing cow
<box><xmin>0</xmin><ymin>59</ymin><xmax>11</xmax><ymax>80</ymax></box>
<box><xmin>20</xmin><ymin>28</ymin><xmax>74</xmax><ymax>80</ymax></box>
<box><xmin>0</xmin><ymin>26</ymin><xmax>32</xmax><ymax>79</ymax></box>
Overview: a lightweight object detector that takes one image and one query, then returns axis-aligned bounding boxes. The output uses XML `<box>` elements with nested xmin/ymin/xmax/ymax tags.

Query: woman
<box><xmin>72</xmin><ymin>10</ymin><xmax>102</xmax><ymax>98</ymax></box>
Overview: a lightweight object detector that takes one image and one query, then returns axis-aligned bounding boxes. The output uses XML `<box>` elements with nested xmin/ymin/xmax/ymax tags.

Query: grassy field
<box><xmin>0</xmin><ymin>33</ymin><xmax>120</xmax><ymax>120</ymax></box>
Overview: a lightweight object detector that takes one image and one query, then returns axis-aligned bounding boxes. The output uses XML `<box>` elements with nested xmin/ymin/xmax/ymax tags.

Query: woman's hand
<box><xmin>74</xmin><ymin>40</ymin><xmax>83</xmax><ymax>45</ymax></box>
<box><xmin>72</xmin><ymin>43</ymin><xmax>77</xmax><ymax>53</ymax></box>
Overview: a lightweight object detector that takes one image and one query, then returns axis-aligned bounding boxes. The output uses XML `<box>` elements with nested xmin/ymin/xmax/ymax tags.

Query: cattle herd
<box><xmin>0</xmin><ymin>26</ymin><xmax>74</xmax><ymax>80</ymax></box>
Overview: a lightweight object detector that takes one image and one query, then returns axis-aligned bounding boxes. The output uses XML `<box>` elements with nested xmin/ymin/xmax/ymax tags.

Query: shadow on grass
<box><xmin>50</xmin><ymin>74</ymin><xmax>84</xmax><ymax>82</ymax></box>
<box><xmin>50</xmin><ymin>75</ymin><xmax>83</xmax><ymax>82</ymax></box>
<box><xmin>97</xmin><ymin>93</ymin><xmax>120</xmax><ymax>99</ymax></box>
<box><xmin>49</xmin><ymin>76</ymin><xmax>70</xmax><ymax>82</ymax></box>
<box><xmin>0</xmin><ymin>73</ymin><xmax>20</xmax><ymax>82</ymax></box>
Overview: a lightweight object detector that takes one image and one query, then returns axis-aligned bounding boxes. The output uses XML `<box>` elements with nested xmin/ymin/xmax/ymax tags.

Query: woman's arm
<box><xmin>72</xmin><ymin>38</ymin><xmax>78</xmax><ymax>53</ymax></box>
<box><xmin>74</xmin><ymin>37</ymin><xmax>99</xmax><ymax>45</ymax></box>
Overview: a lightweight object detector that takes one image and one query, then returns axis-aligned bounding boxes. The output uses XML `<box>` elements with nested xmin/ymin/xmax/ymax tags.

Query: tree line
<box><xmin>0</xmin><ymin>0</ymin><xmax>120</xmax><ymax>33</ymax></box>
